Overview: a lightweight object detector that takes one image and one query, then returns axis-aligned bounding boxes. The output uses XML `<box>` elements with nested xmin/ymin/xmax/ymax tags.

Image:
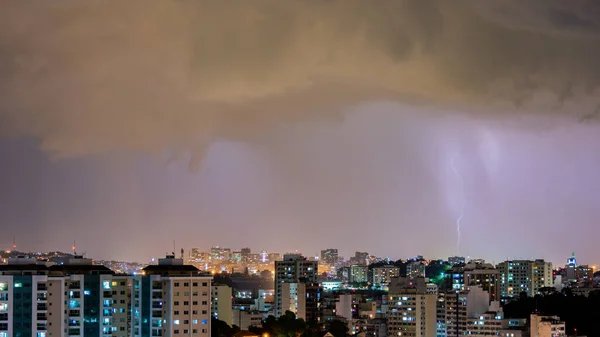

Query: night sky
<box><xmin>1</xmin><ymin>1</ymin><xmax>599</xmax><ymax>264</ymax></box>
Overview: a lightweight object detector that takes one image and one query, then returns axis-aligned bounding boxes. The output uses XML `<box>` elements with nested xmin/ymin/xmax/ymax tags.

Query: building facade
<box><xmin>132</xmin><ymin>254</ymin><xmax>212</xmax><ymax>337</ymax></box>
<box><xmin>372</xmin><ymin>265</ymin><xmax>400</xmax><ymax>290</ymax></box>
<box><xmin>212</xmin><ymin>284</ymin><xmax>233</xmax><ymax>325</ymax></box>
<box><xmin>320</xmin><ymin>249</ymin><xmax>339</xmax><ymax>266</ymax></box>
<box><xmin>274</xmin><ymin>254</ymin><xmax>318</xmax><ymax>318</ymax></box>
<box><xmin>0</xmin><ymin>255</ymin><xmax>133</xmax><ymax>337</ymax></box>
<box><xmin>388</xmin><ymin>277</ymin><xmax>437</xmax><ymax>337</ymax></box>
<box><xmin>497</xmin><ymin>260</ymin><xmax>552</xmax><ymax>299</ymax></box>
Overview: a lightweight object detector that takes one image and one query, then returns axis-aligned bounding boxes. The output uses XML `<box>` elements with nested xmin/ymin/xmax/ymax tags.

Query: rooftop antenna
<box><xmin>172</xmin><ymin>240</ymin><xmax>176</xmax><ymax>256</ymax></box>
<box><xmin>12</xmin><ymin>237</ymin><xmax>16</xmax><ymax>251</ymax></box>
<box><xmin>72</xmin><ymin>240</ymin><xmax>77</xmax><ymax>255</ymax></box>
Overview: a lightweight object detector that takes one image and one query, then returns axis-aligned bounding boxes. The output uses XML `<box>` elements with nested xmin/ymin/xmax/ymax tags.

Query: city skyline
<box><xmin>1</xmin><ymin>242</ymin><xmax>594</xmax><ymax>269</ymax></box>
<box><xmin>2</xmin><ymin>2</ymin><xmax>600</xmax><ymax>266</ymax></box>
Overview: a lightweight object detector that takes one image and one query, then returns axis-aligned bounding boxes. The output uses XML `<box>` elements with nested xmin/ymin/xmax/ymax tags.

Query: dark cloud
<box><xmin>0</xmin><ymin>0</ymin><xmax>599</xmax><ymax>160</ymax></box>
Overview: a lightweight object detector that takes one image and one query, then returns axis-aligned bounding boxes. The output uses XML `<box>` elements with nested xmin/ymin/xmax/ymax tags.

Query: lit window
<box><xmin>14</xmin><ymin>283</ymin><xmax>22</xmax><ymax>288</ymax></box>
<box><xmin>174</xmin><ymin>320</ymin><xmax>180</xmax><ymax>325</ymax></box>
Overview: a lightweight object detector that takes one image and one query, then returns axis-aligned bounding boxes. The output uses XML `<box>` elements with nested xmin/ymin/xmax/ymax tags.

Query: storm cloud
<box><xmin>1</xmin><ymin>0</ymin><xmax>599</xmax><ymax>160</ymax></box>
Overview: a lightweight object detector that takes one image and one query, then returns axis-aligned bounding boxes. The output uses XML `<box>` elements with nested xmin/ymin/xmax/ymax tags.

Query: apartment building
<box><xmin>132</xmin><ymin>254</ymin><xmax>212</xmax><ymax>337</ymax></box>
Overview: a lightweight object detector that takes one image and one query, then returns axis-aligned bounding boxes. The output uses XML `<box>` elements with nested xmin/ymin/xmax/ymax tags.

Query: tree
<box><xmin>212</xmin><ymin>317</ymin><xmax>238</xmax><ymax>337</ymax></box>
<box><xmin>328</xmin><ymin>319</ymin><xmax>349</xmax><ymax>337</ymax></box>
<box><xmin>261</xmin><ymin>311</ymin><xmax>308</xmax><ymax>337</ymax></box>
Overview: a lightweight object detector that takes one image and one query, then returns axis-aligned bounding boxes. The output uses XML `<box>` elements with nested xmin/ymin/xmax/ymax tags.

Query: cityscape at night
<box><xmin>2</xmin><ymin>0</ymin><xmax>600</xmax><ymax>336</ymax></box>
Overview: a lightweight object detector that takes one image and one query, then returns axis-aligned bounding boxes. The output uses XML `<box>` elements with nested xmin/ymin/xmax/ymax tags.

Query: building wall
<box><xmin>274</xmin><ymin>255</ymin><xmax>318</xmax><ymax>317</ymax></box>
<box><xmin>232</xmin><ymin>310</ymin><xmax>262</xmax><ymax>330</ymax></box>
<box><xmin>163</xmin><ymin>276</ymin><xmax>212</xmax><ymax>337</ymax></box>
<box><xmin>212</xmin><ymin>285</ymin><xmax>233</xmax><ymax>325</ymax></box>
<box><xmin>530</xmin><ymin>314</ymin><xmax>566</xmax><ymax>337</ymax></box>
<box><xmin>111</xmin><ymin>276</ymin><xmax>132</xmax><ymax>337</ymax></box>
<box><xmin>388</xmin><ymin>291</ymin><xmax>437</xmax><ymax>337</ymax></box>
<box><xmin>350</xmin><ymin>265</ymin><xmax>368</xmax><ymax>283</ymax></box>
<box><xmin>498</xmin><ymin>260</ymin><xmax>552</xmax><ymax>298</ymax></box>
<box><xmin>372</xmin><ymin>267</ymin><xmax>400</xmax><ymax>290</ymax></box>
<box><xmin>336</xmin><ymin>294</ymin><xmax>353</xmax><ymax>321</ymax></box>
<box><xmin>0</xmin><ymin>276</ymin><xmax>13</xmax><ymax>337</ymax></box>
<box><xmin>47</xmin><ymin>277</ymin><xmax>65</xmax><ymax>337</ymax></box>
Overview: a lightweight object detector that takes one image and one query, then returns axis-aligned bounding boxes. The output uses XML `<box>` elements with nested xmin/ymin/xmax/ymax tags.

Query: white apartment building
<box><xmin>497</xmin><ymin>260</ymin><xmax>552</xmax><ymax>299</ymax></box>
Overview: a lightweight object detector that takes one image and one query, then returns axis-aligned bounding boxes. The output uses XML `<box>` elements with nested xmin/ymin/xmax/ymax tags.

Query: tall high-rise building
<box><xmin>240</xmin><ymin>248</ymin><xmax>251</xmax><ymax>264</ymax></box>
<box><xmin>387</xmin><ymin>277</ymin><xmax>437</xmax><ymax>337</ymax></box>
<box><xmin>443</xmin><ymin>262</ymin><xmax>500</xmax><ymax>302</ymax></box>
<box><xmin>211</xmin><ymin>284</ymin><xmax>232</xmax><ymax>325</ymax></box>
<box><xmin>0</xmin><ymin>255</ymin><xmax>131</xmax><ymax>337</ymax></box>
<box><xmin>189</xmin><ymin>249</ymin><xmax>210</xmax><ymax>270</ymax></box>
<box><xmin>132</xmin><ymin>254</ymin><xmax>213</xmax><ymax>337</ymax></box>
<box><xmin>497</xmin><ymin>260</ymin><xmax>552</xmax><ymax>298</ymax></box>
<box><xmin>320</xmin><ymin>249</ymin><xmax>339</xmax><ymax>266</ymax></box>
<box><xmin>352</xmin><ymin>252</ymin><xmax>370</xmax><ymax>266</ymax></box>
<box><xmin>274</xmin><ymin>254</ymin><xmax>318</xmax><ymax>318</ymax></box>
<box><xmin>564</xmin><ymin>253</ymin><xmax>593</xmax><ymax>284</ymax></box>
<box><xmin>350</xmin><ymin>265</ymin><xmax>368</xmax><ymax>284</ymax></box>
<box><xmin>406</xmin><ymin>261</ymin><xmax>426</xmax><ymax>279</ymax></box>
<box><xmin>210</xmin><ymin>247</ymin><xmax>231</xmax><ymax>261</ymax></box>
<box><xmin>372</xmin><ymin>265</ymin><xmax>400</xmax><ymax>290</ymax></box>
<box><xmin>280</xmin><ymin>282</ymin><xmax>321</xmax><ymax>322</ymax></box>
<box><xmin>444</xmin><ymin>286</ymin><xmax>491</xmax><ymax>337</ymax></box>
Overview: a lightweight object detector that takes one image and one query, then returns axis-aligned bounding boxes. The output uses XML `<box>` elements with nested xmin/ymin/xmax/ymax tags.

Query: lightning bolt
<box><xmin>450</xmin><ymin>156</ymin><xmax>465</xmax><ymax>255</ymax></box>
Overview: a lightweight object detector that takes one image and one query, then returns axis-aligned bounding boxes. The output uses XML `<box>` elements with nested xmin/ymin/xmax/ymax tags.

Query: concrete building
<box><xmin>350</xmin><ymin>265</ymin><xmax>368</xmax><ymax>284</ymax></box>
<box><xmin>255</xmin><ymin>289</ymin><xmax>274</xmax><ymax>316</ymax></box>
<box><xmin>336</xmin><ymin>294</ymin><xmax>353</xmax><ymax>321</ymax></box>
<box><xmin>232</xmin><ymin>310</ymin><xmax>262</xmax><ymax>330</ymax></box>
<box><xmin>133</xmin><ymin>254</ymin><xmax>213</xmax><ymax>337</ymax></box>
<box><xmin>444</xmin><ymin>286</ymin><xmax>492</xmax><ymax>337</ymax></box>
<box><xmin>0</xmin><ymin>254</ymin><xmax>212</xmax><ymax>337</ymax></box>
<box><xmin>0</xmin><ymin>255</ymin><xmax>131</xmax><ymax>337</ymax></box>
<box><xmin>372</xmin><ymin>265</ymin><xmax>400</xmax><ymax>290</ymax></box>
<box><xmin>274</xmin><ymin>254</ymin><xmax>318</xmax><ymax>318</ymax></box>
<box><xmin>497</xmin><ymin>260</ymin><xmax>552</xmax><ymax>299</ymax></box>
<box><xmin>406</xmin><ymin>261</ymin><xmax>426</xmax><ymax>279</ymax></box>
<box><xmin>447</xmin><ymin>257</ymin><xmax>466</xmax><ymax>266</ymax></box>
<box><xmin>321</xmin><ymin>249</ymin><xmax>339</xmax><ymax>266</ymax></box>
<box><xmin>444</xmin><ymin>262</ymin><xmax>500</xmax><ymax>302</ymax></box>
<box><xmin>279</xmin><ymin>282</ymin><xmax>321</xmax><ymax>322</ymax></box>
<box><xmin>464</xmin><ymin>312</ymin><xmax>503</xmax><ymax>336</ymax></box>
<box><xmin>212</xmin><ymin>284</ymin><xmax>233</xmax><ymax>325</ymax></box>
<box><xmin>564</xmin><ymin>253</ymin><xmax>593</xmax><ymax>284</ymax></box>
<box><xmin>352</xmin><ymin>252</ymin><xmax>370</xmax><ymax>266</ymax></box>
<box><xmin>387</xmin><ymin>277</ymin><xmax>437</xmax><ymax>337</ymax></box>
<box><xmin>530</xmin><ymin>314</ymin><xmax>566</xmax><ymax>337</ymax></box>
